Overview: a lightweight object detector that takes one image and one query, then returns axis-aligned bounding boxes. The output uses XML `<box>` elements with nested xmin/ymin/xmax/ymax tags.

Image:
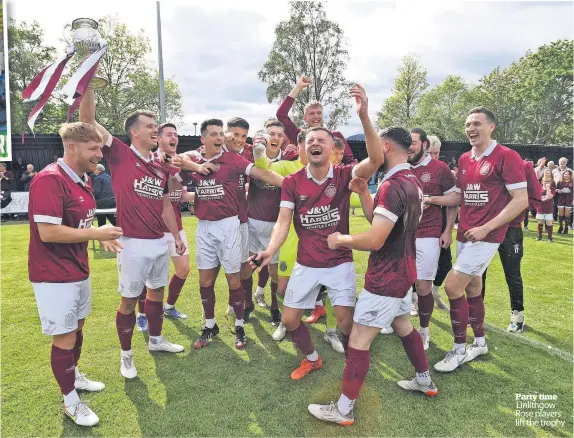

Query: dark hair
<box><xmin>264</xmin><ymin>119</ymin><xmax>284</xmax><ymax>130</ymax></box>
<box><xmin>297</xmin><ymin>129</ymin><xmax>307</xmax><ymax>145</ymax></box>
<box><xmin>410</xmin><ymin>127</ymin><xmax>429</xmax><ymax>149</ymax></box>
<box><xmin>227</xmin><ymin>117</ymin><xmax>250</xmax><ymax>131</ymax></box>
<box><xmin>333</xmin><ymin>138</ymin><xmax>345</xmax><ymax>150</ymax></box>
<box><xmin>124</xmin><ymin>110</ymin><xmax>156</xmax><ymax>139</ymax></box>
<box><xmin>200</xmin><ymin>119</ymin><xmax>224</xmax><ymax>136</ymax></box>
<box><xmin>158</xmin><ymin>122</ymin><xmax>177</xmax><ymax>136</ymax></box>
<box><xmin>306</xmin><ymin>127</ymin><xmax>335</xmax><ymax>141</ymax></box>
<box><xmin>379</xmin><ymin>126</ymin><xmax>411</xmax><ymax>149</ymax></box>
<box><xmin>468</xmin><ymin>106</ymin><xmax>496</xmax><ymax>124</ymax></box>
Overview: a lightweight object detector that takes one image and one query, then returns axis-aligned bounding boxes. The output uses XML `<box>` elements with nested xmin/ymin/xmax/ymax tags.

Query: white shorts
<box><xmin>353</xmin><ymin>288</ymin><xmax>412</xmax><ymax>328</ymax></box>
<box><xmin>117</xmin><ymin>236</ymin><xmax>170</xmax><ymax>297</ymax></box>
<box><xmin>454</xmin><ymin>240</ymin><xmax>500</xmax><ymax>277</ymax></box>
<box><xmin>284</xmin><ymin>262</ymin><xmax>356</xmax><ymax>309</ymax></box>
<box><xmin>248</xmin><ymin>218</ymin><xmax>279</xmax><ymax>264</ymax></box>
<box><xmin>239</xmin><ymin>222</ymin><xmax>250</xmax><ymax>264</ymax></box>
<box><xmin>536</xmin><ymin>213</ymin><xmax>554</xmax><ymax>221</ymax></box>
<box><xmin>33</xmin><ymin>278</ymin><xmax>92</xmax><ymax>335</ymax></box>
<box><xmin>415</xmin><ymin>237</ymin><xmax>441</xmax><ymax>281</ymax></box>
<box><xmin>165</xmin><ymin>230</ymin><xmax>189</xmax><ymax>257</ymax></box>
<box><xmin>196</xmin><ymin>216</ymin><xmax>241</xmax><ymax>274</ymax></box>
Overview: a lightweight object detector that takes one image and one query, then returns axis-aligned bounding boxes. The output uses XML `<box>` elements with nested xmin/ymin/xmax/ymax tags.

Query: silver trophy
<box><xmin>69</xmin><ymin>18</ymin><xmax>108</xmax><ymax>89</ymax></box>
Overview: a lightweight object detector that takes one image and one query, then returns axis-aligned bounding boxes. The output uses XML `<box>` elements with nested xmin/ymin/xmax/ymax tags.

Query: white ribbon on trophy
<box><xmin>22</xmin><ymin>18</ymin><xmax>108</xmax><ymax>133</ymax></box>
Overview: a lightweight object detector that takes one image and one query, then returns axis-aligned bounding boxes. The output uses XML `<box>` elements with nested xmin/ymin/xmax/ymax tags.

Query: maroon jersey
<box><xmin>104</xmin><ymin>137</ymin><xmax>169</xmax><ymax>239</ymax></box>
<box><xmin>557</xmin><ymin>180</ymin><xmax>573</xmax><ymax>206</ymax></box>
<box><xmin>248</xmin><ymin>150</ymin><xmax>295</xmax><ymax>222</ymax></box>
<box><xmin>176</xmin><ymin>150</ymin><xmax>253</xmax><ymax>221</ymax></box>
<box><xmin>410</xmin><ymin>155</ymin><xmax>456</xmax><ymax>238</ymax></box>
<box><xmin>276</xmin><ymin>96</ymin><xmax>354</xmax><ymax>164</ymax></box>
<box><xmin>510</xmin><ymin>160</ymin><xmax>541</xmax><ymax>228</ymax></box>
<box><xmin>537</xmin><ymin>181</ymin><xmax>556</xmax><ymax>214</ymax></box>
<box><xmin>280</xmin><ymin>163</ymin><xmax>355</xmax><ymax>268</ymax></box>
<box><xmin>28</xmin><ymin>160</ymin><xmax>96</xmax><ymax>283</ymax></box>
<box><xmin>364</xmin><ymin>164</ymin><xmax>422</xmax><ymax>298</ymax></box>
<box><xmin>456</xmin><ymin>142</ymin><xmax>526</xmax><ymax>244</ymax></box>
<box><xmin>153</xmin><ymin>151</ymin><xmax>183</xmax><ymax>232</ymax></box>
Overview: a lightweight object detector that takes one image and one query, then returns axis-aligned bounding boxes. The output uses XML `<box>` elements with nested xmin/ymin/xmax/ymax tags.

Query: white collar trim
<box><xmin>130</xmin><ymin>145</ymin><xmax>153</xmax><ymax>163</ymax></box>
<box><xmin>412</xmin><ymin>154</ymin><xmax>432</xmax><ymax>169</ymax></box>
<box><xmin>471</xmin><ymin>140</ymin><xmax>497</xmax><ymax>160</ymax></box>
<box><xmin>383</xmin><ymin>163</ymin><xmax>411</xmax><ymax>182</ymax></box>
<box><xmin>57</xmin><ymin>158</ymin><xmax>88</xmax><ymax>186</ymax></box>
<box><xmin>306</xmin><ymin>163</ymin><xmax>334</xmax><ymax>184</ymax></box>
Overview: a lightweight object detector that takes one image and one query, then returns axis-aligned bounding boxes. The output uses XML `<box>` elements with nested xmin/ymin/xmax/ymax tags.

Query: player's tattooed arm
<box><xmin>249</xmin><ymin>167</ymin><xmax>284</xmax><ymax>187</ymax></box>
<box><xmin>350</xmin><ymin>84</ymin><xmax>385</xmax><ymax>179</ymax></box>
<box><xmin>349</xmin><ymin>177</ymin><xmax>374</xmax><ymax>223</ymax></box>
<box><xmin>79</xmin><ymin>88</ymin><xmax>111</xmax><ymax>145</ymax></box>
<box><xmin>328</xmin><ymin>214</ymin><xmax>394</xmax><ymax>252</ymax></box>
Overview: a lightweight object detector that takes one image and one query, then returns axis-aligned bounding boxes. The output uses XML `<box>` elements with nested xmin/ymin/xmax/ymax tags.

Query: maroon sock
<box><xmin>258</xmin><ymin>266</ymin><xmax>269</xmax><ymax>289</ymax></box>
<box><xmin>342</xmin><ymin>333</ymin><xmax>350</xmax><ymax>355</ymax></box>
<box><xmin>559</xmin><ymin>217</ymin><xmax>564</xmax><ymax>229</ymax></box>
<box><xmin>116</xmin><ymin>310</ymin><xmax>136</xmax><ymax>351</ymax></box>
<box><xmin>467</xmin><ymin>295</ymin><xmax>485</xmax><ymax>338</ymax></box>
<box><xmin>400</xmin><ymin>329</ymin><xmax>429</xmax><ymax>373</ymax></box>
<box><xmin>242</xmin><ymin>277</ymin><xmax>254</xmax><ymax>308</ymax></box>
<box><xmin>537</xmin><ymin>223</ymin><xmax>543</xmax><ymax>238</ymax></box>
<box><xmin>287</xmin><ymin>323</ymin><xmax>315</xmax><ymax>355</ymax></box>
<box><xmin>145</xmin><ymin>299</ymin><xmax>164</xmax><ymax>337</ymax></box>
<box><xmin>200</xmin><ymin>286</ymin><xmax>216</xmax><ymax>319</ymax></box>
<box><xmin>418</xmin><ymin>293</ymin><xmax>434</xmax><ymax>328</ymax></box>
<box><xmin>73</xmin><ymin>330</ymin><xmax>83</xmax><ymax>366</ymax></box>
<box><xmin>138</xmin><ymin>286</ymin><xmax>146</xmax><ymax>314</ymax></box>
<box><xmin>167</xmin><ymin>274</ymin><xmax>186</xmax><ymax>306</ymax></box>
<box><xmin>341</xmin><ymin>347</ymin><xmax>370</xmax><ymax>400</ymax></box>
<box><xmin>229</xmin><ymin>287</ymin><xmax>244</xmax><ymax>320</ymax></box>
<box><xmin>270</xmin><ymin>281</ymin><xmax>279</xmax><ymax>310</ymax></box>
<box><xmin>449</xmin><ymin>296</ymin><xmax>469</xmax><ymax>344</ymax></box>
<box><xmin>546</xmin><ymin>224</ymin><xmax>553</xmax><ymax>239</ymax></box>
<box><xmin>51</xmin><ymin>345</ymin><xmax>76</xmax><ymax>395</ymax></box>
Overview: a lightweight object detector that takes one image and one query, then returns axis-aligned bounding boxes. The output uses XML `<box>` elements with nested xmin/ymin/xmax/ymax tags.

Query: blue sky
<box><xmin>8</xmin><ymin>0</ymin><xmax>574</xmax><ymax>138</ymax></box>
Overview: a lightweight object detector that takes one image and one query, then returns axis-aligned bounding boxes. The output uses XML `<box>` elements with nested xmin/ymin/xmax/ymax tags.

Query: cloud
<box><xmin>8</xmin><ymin>0</ymin><xmax>573</xmax><ymax>138</ymax></box>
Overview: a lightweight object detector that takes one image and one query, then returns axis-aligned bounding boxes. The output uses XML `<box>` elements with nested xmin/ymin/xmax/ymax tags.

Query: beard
<box><xmin>407</xmin><ymin>148</ymin><xmax>425</xmax><ymax>165</ymax></box>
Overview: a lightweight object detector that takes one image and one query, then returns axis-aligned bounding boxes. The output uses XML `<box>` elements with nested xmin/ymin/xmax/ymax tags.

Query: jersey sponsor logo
<box><xmin>169</xmin><ymin>188</ymin><xmax>183</xmax><ymax>202</ymax></box>
<box><xmin>253</xmin><ymin>178</ymin><xmax>279</xmax><ymax>190</ymax></box>
<box><xmin>79</xmin><ymin>196</ymin><xmax>85</xmax><ymax>203</ymax></box>
<box><xmin>464</xmin><ymin>183</ymin><xmax>489</xmax><ymax>206</ymax></box>
<box><xmin>196</xmin><ymin>178</ymin><xmax>224</xmax><ymax>200</ymax></box>
<box><xmin>212</xmin><ymin>163</ymin><xmax>221</xmax><ymax>172</ymax></box>
<box><xmin>325</xmin><ymin>184</ymin><xmax>336</xmax><ymax>197</ymax></box>
<box><xmin>480</xmin><ymin>162</ymin><xmax>491</xmax><ymax>175</ymax></box>
<box><xmin>300</xmin><ymin>204</ymin><xmax>340</xmax><ymax>229</ymax></box>
<box><xmin>134</xmin><ymin>175</ymin><xmax>165</xmax><ymax>200</ymax></box>
<box><xmin>299</xmin><ymin>195</ymin><xmax>307</xmax><ymax>201</ymax></box>
<box><xmin>421</xmin><ymin>172</ymin><xmax>431</xmax><ymax>183</ymax></box>
<box><xmin>78</xmin><ymin>207</ymin><xmax>96</xmax><ymax>229</ymax></box>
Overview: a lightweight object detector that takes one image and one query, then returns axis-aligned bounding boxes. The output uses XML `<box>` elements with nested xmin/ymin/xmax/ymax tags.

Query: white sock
<box><xmin>326</xmin><ymin>328</ymin><xmax>337</xmax><ymax>334</ymax></box>
<box><xmin>164</xmin><ymin>303</ymin><xmax>174</xmax><ymax>310</ymax></box>
<box><xmin>315</xmin><ymin>300</ymin><xmax>323</xmax><ymax>307</ymax></box>
<box><xmin>256</xmin><ymin>286</ymin><xmax>265</xmax><ymax>295</ymax></box>
<box><xmin>454</xmin><ymin>343</ymin><xmax>466</xmax><ymax>353</ymax></box>
<box><xmin>121</xmin><ymin>349</ymin><xmax>133</xmax><ymax>357</ymax></box>
<box><xmin>431</xmin><ymin>285</ymin><xmax>440</xmax><ymax>296</ymax></box>
<box><xmin>337</xmin><ymin>393</ymin><xmax>355</xmax><ymax>416</ymax></box>
<box><xmin>419</xmin><ymin>326</ymin><xmax>429</xmax><ymax>336</ymax></box>
<box><xmin>75</xmin><ymin>366</ymin><xmax>80</xmax><ymax>379</ymax></box>
<box><xmin>63</xmin><ymin>390</ymin><xmax>80</xmax><ymax>407</ymax></box>
<box><xmin>205</xmin><ymin>318</ymin><xmax>216</xmax><ymax>329</ymax></box>
<box><xmin>149</xmin><ymin>335</ymin><xmax>162</xmax><ymax>343</ymax></box>
<box><xmin>306</xmin><ymin>350</ymin><xmax>319</xmax><ymax>362</ymax></box>
<box><xmin>475</xmin><ymin>336</ymin><xmax>486</xmax><ymax>347</ymax></box>
<box><xmin>137</xmin><ymin>312</ymin><xmax>146</xmax><ymax>318</ymax></box>
<box><xmin>416</xmin><ymin>370</ymin><xmax>432</xmax><ymax>385</ymax></box>
<box><xmin>235</xmin><ymin>319</ymin><xmax>244</xmax><ymax>327</ymax></box>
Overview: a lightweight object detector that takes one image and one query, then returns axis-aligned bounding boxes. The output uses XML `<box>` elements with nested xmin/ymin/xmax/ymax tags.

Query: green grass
<box><xmin>1</xmin><ymin>215</ymin><xmax>573</xmax><ymax>437</ymax></box>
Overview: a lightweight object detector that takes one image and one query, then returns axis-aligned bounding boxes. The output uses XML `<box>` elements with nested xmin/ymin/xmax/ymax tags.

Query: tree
<box><xmin>63</xmin><ymin>15</ymin><xmax>183</xmax><ymax>132</ymax></box>
<box><xmin>258</xmin><ymin>1</ymin><xmax>351</xmax><ymax>129</ymax></box>
<box><xmin>377</xmin><ymin>54</ymin><xmax>428</xmax><ymax>129</ymax></box>
<box><xmin>8</xmin><ymin>19</ymin><xmax>68</xmax><ymax>133</ymax></box>
<box><xmin>415</xmin><ymin>76</ymin><xmax>476</xmax><ymax>140</ymax></box>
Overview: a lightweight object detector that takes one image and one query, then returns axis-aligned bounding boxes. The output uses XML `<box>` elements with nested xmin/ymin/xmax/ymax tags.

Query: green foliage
<box><xmin>258</xmin><ymin>1</ymin><xmax>351</xmax><ymax>129</ymax></box>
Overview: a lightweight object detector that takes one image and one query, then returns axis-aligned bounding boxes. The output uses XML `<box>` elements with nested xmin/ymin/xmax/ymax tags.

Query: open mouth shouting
<box><xmin>309</xmin><ymin>146</ymin><xmax>323</xmax><ymax>157</ymax></box>
<box><xmin>467</xmin><ymin>132</ymin><xmax>479</xmax><ymax>142</ymax></box>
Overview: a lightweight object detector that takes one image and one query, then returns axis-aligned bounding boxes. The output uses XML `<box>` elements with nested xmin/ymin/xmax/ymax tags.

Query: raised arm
<box><xmin>349</xmin><ymin>84</ymin><xmax>384</xmax><ymax>180</ymax></box>
<box><xmin>349</xmin><ymin>177</ymin><xmax>374</xmax><ymax>223</ymax></box>
<box><xmin>79</xmin><ymin>88</ymin><xmax>111</xmax><ymax>145</ymax></box>
<box><xmin>276</xmin><ymin>75</ymin><xmax>312</xmax><ymax>143</ymax></box>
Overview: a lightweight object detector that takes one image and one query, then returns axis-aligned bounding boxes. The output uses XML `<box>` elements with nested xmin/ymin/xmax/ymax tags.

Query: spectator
<box><xmin>552</xmin><ymin>157</ymin><xmax>572</xmax><ymax>184</ymax></box>
<box><xmin>20</xmin><ymin>164</ymin><xmax>37</xmax><ymax>191</ymax></box>
<box><xmin>0</xmin><ymin>162</ymin><xmax>16</xmax><ymax>192</ymax></box>
<box><xmin>428</xmin><ymin>135</ymin><xmax>441</xmax><ymax>160</ymax></box>
<box><xmin>93</xmin><ymin>163</ymin><xmax>116</xmax><ymax>226</ymax></box>
<box><xmin>12</xmin><ymin>156</ymin><xmax>24</xmax><ymax>190</ymax></box>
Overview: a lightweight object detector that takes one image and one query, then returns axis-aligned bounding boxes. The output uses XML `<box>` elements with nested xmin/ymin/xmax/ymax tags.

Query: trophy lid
<box><xmin>71</xmin><ymin>18</ymin><xmax>99</xmax><ymax>30</ymax></box>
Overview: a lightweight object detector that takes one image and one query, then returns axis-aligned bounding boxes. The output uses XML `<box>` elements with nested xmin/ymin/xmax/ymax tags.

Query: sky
<box><xmin>7</xmin><ymin>0</ymin><xmax>574</xmax><ymax>138</ymax></box>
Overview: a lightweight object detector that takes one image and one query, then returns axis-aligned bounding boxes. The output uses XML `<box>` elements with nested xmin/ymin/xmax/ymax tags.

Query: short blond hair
<box><xmin>428</xmin><ymin>135</ymin><xmax>441</xmax><ymax>150</ymax></box>
<box><xmin>304</xmin><ymin>100</ymin><xmax>323</xmax><ymax>114</ymax></box>
<box><xmin>59</xmin><ymin>122</ymin><xmax>103</xmax><ymax>144</ymax></box>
